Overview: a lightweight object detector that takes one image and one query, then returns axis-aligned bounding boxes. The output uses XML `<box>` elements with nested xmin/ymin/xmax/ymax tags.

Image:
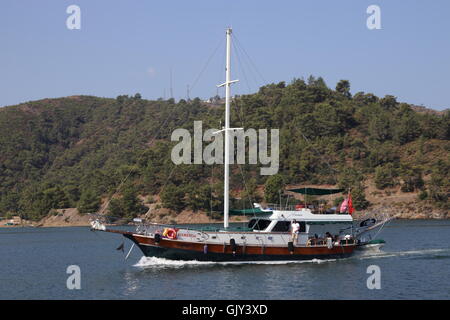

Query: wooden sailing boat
<box><xmin>91</xmin><ymin>28</ymin><xmax>390</xmax><ymax>261</ymax></box>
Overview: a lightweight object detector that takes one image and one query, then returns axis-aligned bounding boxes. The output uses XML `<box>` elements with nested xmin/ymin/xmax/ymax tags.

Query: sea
<box><xmin>0</xmin><ymin>219</ymin><xmax>449</xmax><ymax>300</ymax></box>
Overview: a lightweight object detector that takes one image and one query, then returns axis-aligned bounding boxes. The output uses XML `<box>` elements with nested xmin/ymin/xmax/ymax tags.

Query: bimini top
<box><xmin>287</xmin><ymin>187</ymin><xmax>344</xmax><ymax>196</ymax></box>
<box><xmin>230</xmin><ymin>208</ymin><xmax>272</xmax><ymax>215</ymax></box>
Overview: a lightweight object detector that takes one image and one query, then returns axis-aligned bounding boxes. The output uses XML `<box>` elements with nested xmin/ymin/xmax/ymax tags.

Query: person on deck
<box><xmin>291</xmin><ymin>220</ymin><xmax>300</xmax><ymax>243</ymax></box>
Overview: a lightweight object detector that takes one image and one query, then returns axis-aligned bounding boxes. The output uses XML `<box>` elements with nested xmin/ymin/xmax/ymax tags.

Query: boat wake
<box><xmin>133</xmin><ymin>256</ymin><xmax>336</xmax><ymax>269</ymax></box>
<box><xmin>134</xmin><ymin>256</ymin><xmax>216</xmax><ymax>268</ymax></box>
<box><xmin>133</xmin><ymin>248</ymin><xmax>450</xmax><ymax>269</ymax></box>
<box><xmin>354</xmin><ymin>247</ymin><xmax>450</xmax><ymax>261</ymax></box>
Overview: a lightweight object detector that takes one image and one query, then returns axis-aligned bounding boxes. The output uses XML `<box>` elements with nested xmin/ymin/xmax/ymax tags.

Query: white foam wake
<box><xmin>134</xmin><ymin>256</ymin><xmax>216</xmax><ymax>268</ymax></box>
<box><xmin>134</xmin><ymin>248</ymin><xmax>450</xmax><ymax>268</ymax></box>
<box><xmin>133</xmin><ymin>256</ymin><xmax>336</xmax><ymax>268</ymax></box>
<box><xmin>355</xmin><ymin>247</ymin><xmax>450</xmax><ymax>260</ymax></box>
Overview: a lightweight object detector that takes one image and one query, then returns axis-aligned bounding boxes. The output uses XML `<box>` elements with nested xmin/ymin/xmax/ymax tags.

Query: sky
<box><xmin>1</xmin><ymin>0</ymin><xmax>449</xmax><ymax>110</ymax></box>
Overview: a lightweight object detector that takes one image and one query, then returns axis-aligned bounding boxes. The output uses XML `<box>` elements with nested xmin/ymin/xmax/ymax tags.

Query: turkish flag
<box><xmin>348</xmin><ymin>193</ymin><xmax>355</xmax><ymax>215</ymax></box>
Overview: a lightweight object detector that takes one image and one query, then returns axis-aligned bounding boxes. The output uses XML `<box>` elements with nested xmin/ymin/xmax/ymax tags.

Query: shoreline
<box><xmin>2</xmin><ymin>199</ymin><xmax>448</xmax><ymax>228</ymax></box>
<box><xmin>1</xmin><ymin>216</ymin><xmax>450</xmax><ymax>229</ymax></box>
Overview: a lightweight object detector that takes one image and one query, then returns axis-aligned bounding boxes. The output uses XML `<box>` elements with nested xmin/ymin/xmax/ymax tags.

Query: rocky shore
<box><xmin>1</xmin><ymin>180</ymin><xmax>447</xmax><ymax>229</ymax></box>
<box><xmin>1</xmin><ymin>205</ymin><xmax>448</xmax><ymax>229</ymax></box>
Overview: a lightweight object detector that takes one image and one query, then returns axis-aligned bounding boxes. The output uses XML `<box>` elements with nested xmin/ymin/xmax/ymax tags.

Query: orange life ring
<box><xmin>163</xmin><ymin>228</ymin><xmax>177</xmax><ymax>240</ymax></box>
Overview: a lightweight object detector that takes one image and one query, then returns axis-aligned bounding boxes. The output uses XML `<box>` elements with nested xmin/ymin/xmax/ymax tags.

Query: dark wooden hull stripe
<box><xmin>123</xmin><ymin>233</ymin><xmax>356</xmax><ymax>262</ymax></box>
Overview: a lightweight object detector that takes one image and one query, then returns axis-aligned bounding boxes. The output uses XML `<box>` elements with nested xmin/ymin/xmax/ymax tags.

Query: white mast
<box><xmin>224</xmin><ymin>28</ymin><xmax>232</xmax><ymax>230</ymax></box>
<box><xmin>217</xmin><ymin>28</ymin><xmax>238</xmax><ymax>229</ymax></box>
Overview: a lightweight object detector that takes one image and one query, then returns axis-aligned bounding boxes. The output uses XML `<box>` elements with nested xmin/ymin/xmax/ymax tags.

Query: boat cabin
<box><xmin>241</xmin><ymin>187</ymin><xmax>354</xmax><ymax>245</ymax></box>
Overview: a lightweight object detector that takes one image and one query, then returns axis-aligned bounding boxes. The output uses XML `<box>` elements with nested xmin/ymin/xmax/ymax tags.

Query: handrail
<box><xmin>264</xmin><ymin>204</ymin><xmax>335</xmax><ymax>213</ymax></box>
<box><xmin>134</xmin><ymin>222</ymin><xmax>254</xmax><ymax>235</ymax></box>
<box><xmin>265</xmin><ymin>204</ymin><xmax>298</xmax><ymax>211</ymax></box>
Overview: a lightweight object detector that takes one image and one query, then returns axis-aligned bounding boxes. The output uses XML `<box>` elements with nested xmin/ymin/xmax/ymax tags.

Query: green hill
<box><xmin>0</xmin><ymin>77</ymin><xmax>448</xmax><ymax>221</ymax></box>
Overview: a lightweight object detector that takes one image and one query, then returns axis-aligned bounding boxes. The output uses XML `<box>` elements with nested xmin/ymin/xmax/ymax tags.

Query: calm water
<box><xmin>1</xmin><ymin>220</ymin><xmax>449</xmax><ymax>300</ymax></box>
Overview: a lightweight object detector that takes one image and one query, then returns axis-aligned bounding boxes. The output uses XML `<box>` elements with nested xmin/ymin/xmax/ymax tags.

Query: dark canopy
<box><xmin>287</xmin><ymin>187</ymin><xmax>345</xmax><ymax>196</ymax></box>
<box><xmin>229</xmin><ymin>208</ymin><xmax>272</xmax><ymax>215</ymax></box>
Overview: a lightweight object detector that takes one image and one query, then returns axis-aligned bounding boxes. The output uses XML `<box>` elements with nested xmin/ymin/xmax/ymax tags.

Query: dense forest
<box><xmin>0</xmin><ymin>77</ymin><xmax>449</xmax><ymax>221</ymax></box>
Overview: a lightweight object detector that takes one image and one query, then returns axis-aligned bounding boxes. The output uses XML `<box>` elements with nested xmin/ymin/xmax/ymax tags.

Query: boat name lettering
<box><xmin>178</xmin><ymin>232</ymin><xmax>198</xmax><ymax>238</ymax></box>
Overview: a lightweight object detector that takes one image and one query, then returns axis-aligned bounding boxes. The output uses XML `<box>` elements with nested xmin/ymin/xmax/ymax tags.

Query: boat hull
<box><xmin>356</xmin><ymin>239</ymin><xmax>385</xmax><ymax>253</ymax></box>
<box><xmin>136</xmin><ymin>244</ymin><xmax>353</xmax><ymax>261</ymax></box>
<box><xmin>124</xmin><ymin>233</ymin><xmax>355</xmax><ymax>262</ymax></box>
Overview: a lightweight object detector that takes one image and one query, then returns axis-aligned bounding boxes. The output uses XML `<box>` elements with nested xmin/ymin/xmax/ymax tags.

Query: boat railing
<box><xmin>306</xmin><ymin>237</ymin><xmax>355</xmax><ymax>247</ymax></box>
<box><xmin>265</xmin><ymin>204</ymin><xmax>298</xmax><ymax>211</ymax></box>
<box><xmin>265</xmin><ymin>203</ymin><xmax>324</xmax><ymax>212</ymax></box>
<box><xmin>265</xmin><ymin>204</ymin><xmax>346</xmax><ymax>215</ymax></box>
<box><xmin>135</xmin><ymin>222</ymin><xmax>248</xmax><ymax>235</ymax></box>
<box><xmin>135</xmin><ymin>222</ymin><xmax>178</xmax><ymax>235</ymax></box>
<box><xmin>306</xmin><ymin>238</ymin><xmax>327</xmax><ymax>246</ymax></box>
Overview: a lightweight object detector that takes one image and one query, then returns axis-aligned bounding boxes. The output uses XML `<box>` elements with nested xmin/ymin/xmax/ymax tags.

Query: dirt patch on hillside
<box><xmin>363</xmin><ymin>178</ymin><xmax>449</xmax><ymax>219</ymax></box>
<box><xmin>37</xmin><ymin>208</ymin><xmax>91</xmax><ymax>227</ymax></box>
<box><xmin>141</xmin><ymin>204</ymin><xmax>247</xmax><ymax>225</ymax></box>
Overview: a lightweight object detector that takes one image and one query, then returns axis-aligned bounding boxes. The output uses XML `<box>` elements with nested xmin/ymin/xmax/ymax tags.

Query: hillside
<box><xmin>0</xmin><ymin>77</ymin><xmax>449</xmax><ymax>222</ymax></box>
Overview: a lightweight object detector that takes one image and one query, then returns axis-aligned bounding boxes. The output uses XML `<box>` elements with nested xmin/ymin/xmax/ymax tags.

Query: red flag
<box><xmin>348</xmin><ymin>192</ymin><xmax>355</xmax><ymax>215</ymax></box>
<box><xmin>339</xmin><ymin>198</ymin><xmax>348</xmax><ymax>214</ymax></box>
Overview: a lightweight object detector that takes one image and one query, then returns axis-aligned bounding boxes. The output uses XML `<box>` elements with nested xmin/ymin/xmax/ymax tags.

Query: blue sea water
<box><xmin>0</xmin><ymin>220</ymin><xmax>449</xmax><ymax>299</ymax></box>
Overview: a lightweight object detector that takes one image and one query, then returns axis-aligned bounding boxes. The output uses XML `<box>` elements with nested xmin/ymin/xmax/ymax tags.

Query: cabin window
<box><xmin>273</xmin><ymin>221</ymin><xmax>306</xmax><ymax>232</ymax></box>
<box><xmin>272</xmin><ymin>221</ymin><xmax>290</xmax><ymax>232</ymax></box>
<box><xmin>299</xmin><ymin>222</ymin><xmax>306</xmax><ymax>232</ymax></box>
<box><xmin>248</xmin><ymin>219</ymin><xmax>271</xmax><ymax>231</ymax></box>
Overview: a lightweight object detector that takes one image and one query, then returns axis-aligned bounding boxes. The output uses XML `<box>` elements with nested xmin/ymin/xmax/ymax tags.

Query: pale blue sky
<box><xmin>1</xmin><ymin>1</ymin><xmax>449</xmax><ymax>110</ymax></box>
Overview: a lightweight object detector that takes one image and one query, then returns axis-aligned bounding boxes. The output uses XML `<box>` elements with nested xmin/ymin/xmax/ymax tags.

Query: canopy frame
<box><xmin>287</xmin><ymin>187</ymin><xmax>344</xmax><ymax>196</ymax></box>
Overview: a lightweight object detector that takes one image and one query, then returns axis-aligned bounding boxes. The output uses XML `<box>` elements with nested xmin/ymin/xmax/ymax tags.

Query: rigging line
<box><xmin>285</xmin><ymin>194</ymin><xmax>290</xmax><ymax>209</ymax></box>
<box><xmin>232</xmin><ymin>97</ymin><xmax>245</xmax><ymax>129</ymax></box>
<box><xmin>210</xmin><ymin>164</ymin><xmax>214</xmax><ymax>217</ymax></box>
<box><xmin>373</xmin><ymin>214</ymin><xmax>392</xmax><ymax>239</ymax></box>
<box><xmin>236</xmin><ymin>163</ymin><xmax>258</xmax><ymax>221</ymax></box>
<box><xmin>231</xmin><ymin>85</ymin><xmax>253</xmax><ymax>221</ymax></box>
<box><xmin>237</xmin><ymin>97</ymin><xmax>245</xmax><ymax>128</ymax></box>
<box><xmin>229</xmin><ymin>52</ymin><xmax>247</xmax><ymax>136</ymax></box>
<box><xmin>189</xmin><ymin>38</ymin><xmax>224</xmax><ymax>94</ymax></box>
<box><xmin>158</xmin><ymin>163</ymin><xmax>178</xmax><ymax>195</ymax></box>
<box><xmin>215</xmin><ymin>38</ymin><xmax>226</xmax><ymax>99</ymax></box>
<box><xmin>98</xmin><ymin>104</ymin><xmax>178</xmax><ymax>215</ymax></box>
<box><xmin>231</xmin><ymin>39</ymin><xmax>252</xmax><ymax>93</ymax></box>
<box><xmin>232</xmin><ymin>37</ymin><xmax>259</xmax><ymax>91</ymax></box>
<box><xmin>232</xmin><ymin>33</ymin><xmax>267</xmax><ymax>85</ymax></box>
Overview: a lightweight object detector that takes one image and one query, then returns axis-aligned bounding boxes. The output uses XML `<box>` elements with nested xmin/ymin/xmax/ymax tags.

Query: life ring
<box><xmin>163</xmin><ymin>228</ymin><xmax>177</xmax><ymax>240</ymax></box>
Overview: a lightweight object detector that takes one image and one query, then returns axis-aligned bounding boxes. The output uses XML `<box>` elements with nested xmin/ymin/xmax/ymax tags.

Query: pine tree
<box><xmin>77</xmin><ymin>190</ymin><xmax>100</xmax><ymax>214</ymax></box>
<box><xmin>264</xmin><ymin>175</ymin><xmax>285</xmax><ymax>204</ymax></box>
<box><xmin>336</xmin><ymin>80</ymin><xmax>351</xmax><ymax>98</ymax></box>
<box><xmin>160</xmin><ymin>184</ymin><xmax>186</xmax><ymax>212</ymax></box>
